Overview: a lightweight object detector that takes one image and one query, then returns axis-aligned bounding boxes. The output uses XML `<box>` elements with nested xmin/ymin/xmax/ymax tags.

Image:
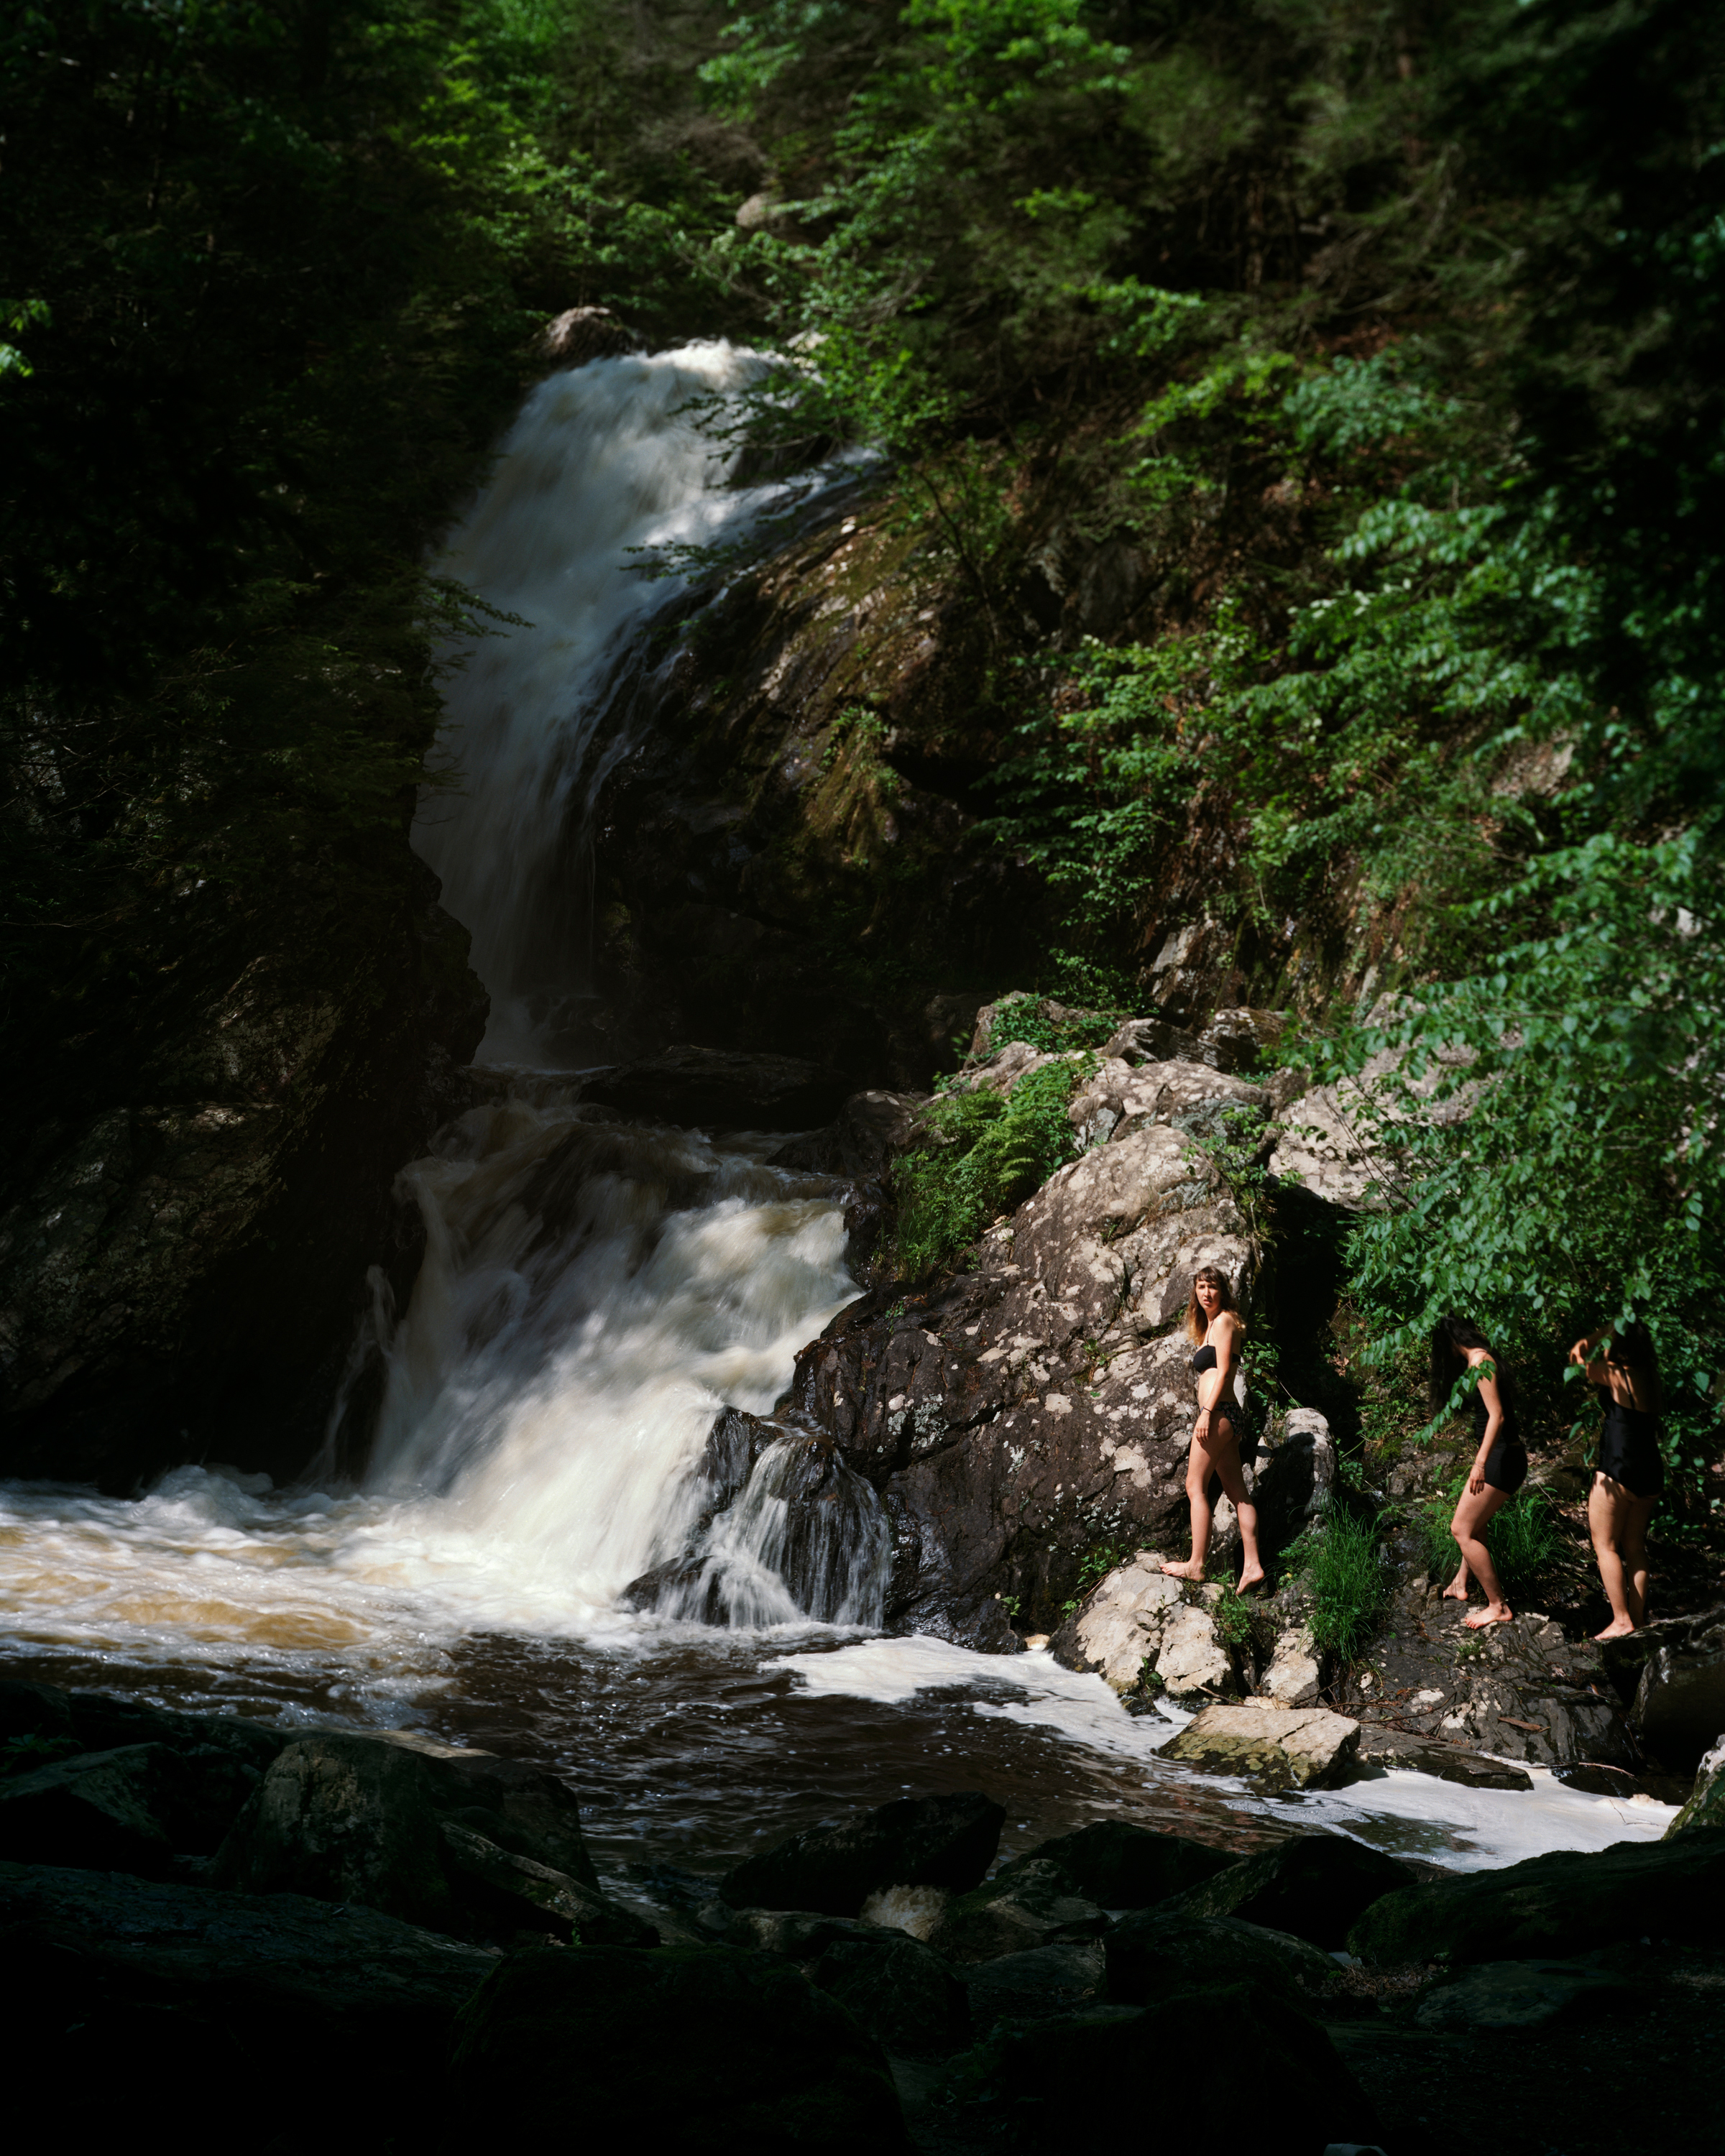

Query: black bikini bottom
<box><xmin>1200</xmin><ymin>1414</ymin><xmax>1258</xmax><ymax>1466</ymax></box>
<box><xmin>1482</xmin><ymin>1439</ymin><xmax>1527</xmax><ymax>1495</ymax></box>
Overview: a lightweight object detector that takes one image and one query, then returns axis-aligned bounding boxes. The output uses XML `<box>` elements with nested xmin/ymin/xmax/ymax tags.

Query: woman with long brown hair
<box><xmin>1570</xmin><ymin>1320</ymin><xmax>1663</xmax><ymax>1639</ymax></box>
<box><xmin>1162</xmin><ymin>1266</ymin><xmax>1264</xmax><ymax>1593</ymax></box>
<box><xmin>1432</xmin><ymin>1315</ymin><xmax>1524</xmax><ymax>1629</ymax></box>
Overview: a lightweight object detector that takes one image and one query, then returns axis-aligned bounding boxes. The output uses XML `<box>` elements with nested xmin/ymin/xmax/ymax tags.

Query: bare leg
<box><xmin>1450</xmin><ymin>1485</ymin><xmax>1513</xmax><ymax>1626</ymax></box>
<box><xmin>1209</xmin><ymin>1424</ymin><xmax>1265</xmax><ymax>1591</ymax></box>
<box><xmin>1162</xmin><ymin>1439</ymin><xmax>1214</xmax><ymax>1580</ymax></box>
<box><xmin>1443</xmin><ymin>1554</ymin><xmax>1471</xmax><ymax>1602</ymax></box>
<box><xmin>1590</xmin><ymin>1477</ymin><xmax>1648</xmax><ymax>1637</ymax></box>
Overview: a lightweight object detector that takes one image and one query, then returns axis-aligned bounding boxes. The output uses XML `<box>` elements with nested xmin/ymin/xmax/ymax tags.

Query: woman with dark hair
<box><xmin>1163</xmin><ymin>1266</ymin><xmax>1264</xmax><ymax>1593</ymax></box>
<box><xmin>1432</xmin><ymin>1316</ymin><xmax>1525</xmax><ymax>1628</ymax></box>
<box><xmin>1570</xmin><ymin>1321</ymin><xmax>1663</xmax><ymax>1639</ymax></box>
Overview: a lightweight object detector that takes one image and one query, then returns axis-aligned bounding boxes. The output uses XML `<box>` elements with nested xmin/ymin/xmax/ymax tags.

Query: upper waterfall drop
<box><xmin>415</xmin><ymin>341</ymin><xmax>781</xmax><ymax>1067</ymax></box>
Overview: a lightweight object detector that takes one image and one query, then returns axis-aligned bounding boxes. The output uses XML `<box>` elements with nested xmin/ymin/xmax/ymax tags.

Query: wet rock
<box><xmin>719</xmin><ymin>1790</ymin><xmax>1005</xmax><ymax>1915</ymax></box>
<box><xmin>937</xmin><ymin>1985</ymin><xmax>1382</xmax><ymax>2156</ymax></box>
<box><xmin>438</xmin><ymin>1820</ymin><xmax>657</xmax><ymax>1946</ymax></box>
<box><xmin>1051</xmin><ymin>1553</ymin><xmax>1182</xmax><ymax>1688</ymax></box>
<box><xmin>1162</xmin><ymin>1703</ymin><xmax>1362</xmax><ymax>1793</ymax></box>
<box><xmin>1355</xmin><ymin>1729</ymin><xmax>1533</xmax><ymax>1791</ymax></box>
<box><xmin>997</xmin><ymin>1819</ymin><xmax>1235</xmax><ymax>1910</ymax></box>
<box><xmin>1</xmin><ymin>1861</ymin><xmax>496</xmax><ymax>2137</ymax></box>
<box><xmin>767</xmin><ymin>1089</ymin><xmax>927</xmax><ymax>1177</ymax></box>
<box><xmin>926</xmin><ymin>1859</ymin><xmax>1108</xmax><ymax>1964</ymax></box>
<box><xmin>806</xmin><ymin>1932</ymin><xmax>972</xmax><ymax>2058</ymax></box>
<box><xmin>1667</xmin><ymin>1736</ymin><xmax>1725</xmax><ymax>1836</ymax></box>
<box><xmin>790</xmin><ymin>1056</ymin><xmax>1269</xmax><ymax>1636</ymax></box>
<box><xmin>962</xmin><ymin>1937</ymin><xmax>1108</xmax><ymax>2035</ymax></box>
<box><xmin>579</xmin><ymin>1045</ymin><xmax>854</xmax><ymax>1131</ymax></box>
<box><xmin>448</xmin><ymin>1942</ymin><xmax>911</xmax><ymax>2152</ymax></box>
<box><xmin>537</xmin><ymin>304</ymin><xmax>637</xmax><ymax>367</ymax></box>
<box><xmin>1414</xmin><ymin>1957</ymin><xmax>1636</xmax><ymax>2031</ymax></box>
<box><xmin>1105</xmin><ymin>1908</ymin><xmax>1337</xmax><ymax>2002</ymax></box>
<box><xmin>1629</xmin><ymin>1612</ymin><xmax>1725</xmax><ymax>1772</ymax></box>
<box><xmin>1261</xmin><ymin>1621</ymin><xmax>1323</xmax><ymax>1707</ymax></box>
<box><xmin>211</xmin><ymin>1729</ymin><xmax>597</xmax><ymax>1939</ymax></box>
<box><xmin>1156</xmin><ymin>1833</ymin><xmax>1417</xmax><ymax>1949</ymax></box>
<box><xmin>1347</xmin><ymin>1828</ymin><xmax>1725</xmax><ymax>1964</ymax></box>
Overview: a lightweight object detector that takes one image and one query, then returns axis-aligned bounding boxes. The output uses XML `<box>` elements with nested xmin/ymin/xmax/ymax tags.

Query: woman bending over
<box><xmin>1163</xmin><ymin>1266</ymin><xmax>1265</xmax><ymax>1593</ymax></box>
<box><xmin>1432</xmin><ymin>1316</ymin><xmax>1525</xmax><ymax>1629</ymax></box>
<box><xmin>1571</xmin><ymin>1321</ymin><xmax>1662</xmax><ymax>1640</ymax></box>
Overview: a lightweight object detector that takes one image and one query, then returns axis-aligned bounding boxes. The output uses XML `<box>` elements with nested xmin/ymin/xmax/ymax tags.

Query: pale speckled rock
<box><xmin>1162</xmin><ymin>1703</ymin><xmax>1361</xmax><ymax>1792</ymax></box>
<box><xmin>1061</xmin><ymin>1554</ymin><xmax>1183</xmax><ymax>1690</ymax></box>
<box><xmin>1155</xmin><ymin>1606</ymin><xmax>1237</xmax><ymax>1700</ymax></box>
<box><xmin>1261</xmin><ymin>1623</ymin><xmax>1323</xmax><ymax>1708</ymax></box>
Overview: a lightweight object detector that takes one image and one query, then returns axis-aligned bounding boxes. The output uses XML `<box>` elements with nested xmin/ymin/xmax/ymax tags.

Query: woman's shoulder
<box><xmin>1213</xmin><ymin>1309</ymin><xmax>1244</xmax><ymax>1337</ymax></box>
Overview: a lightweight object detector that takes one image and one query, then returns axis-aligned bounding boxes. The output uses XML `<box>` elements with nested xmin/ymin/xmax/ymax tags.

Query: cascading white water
<box><xmin>417</xmin><ymin>340</ymin><xmax>788</xmax><ymax>1066</ymax></box>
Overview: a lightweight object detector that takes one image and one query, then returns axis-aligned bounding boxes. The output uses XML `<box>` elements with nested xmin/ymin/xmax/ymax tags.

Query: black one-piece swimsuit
<box><xmin>1471</xmin><ymin>1386</ymin><xmax>1527</xmax><ymax>1495</ymax></box>
<box><xmin>1597</xmin><ymin>1396</ymin><xmax>1663</xmax><ymax>1498</ymax></box>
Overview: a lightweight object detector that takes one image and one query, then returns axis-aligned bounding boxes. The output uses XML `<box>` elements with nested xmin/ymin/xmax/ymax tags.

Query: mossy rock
<box><xmin>449</xmin><ymin>1943</ymin><xmax>910</xmax><ymax>2152</ymax></box>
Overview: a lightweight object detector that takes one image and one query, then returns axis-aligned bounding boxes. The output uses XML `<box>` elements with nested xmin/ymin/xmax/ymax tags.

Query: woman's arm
<box><xmin>1568</xmin><ymin>1332</ymin><xmax>1609</xmax><ymax>1386</ymax></box>
<box><xmin>1468</xmin><ymin>1364</ymin><xmax>1504</xmax><ymax>1493</ymax></box>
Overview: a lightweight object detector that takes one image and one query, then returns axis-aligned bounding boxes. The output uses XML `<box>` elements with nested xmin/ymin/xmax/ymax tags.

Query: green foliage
<box><xmin>982</xmin><ymin>992</ymin><xmax>1118</xmax><ymax>1057</ymax></box>
<box><xmin>1209</xmin><ymin>1583</ymin><xmax>1254</xmax><ymax>1651</ymax></box>
<box><xmin>1</xmin><ymin>1733</ymin><xmax>80</xmax><ymax>1779</ymax></box>
<box><xmin>1059</xmin><ymin>1536</ymin><xmax>1136</xmax><ymax>1617</ymax></box>
<box><xmin>1285</xmin><ymin>1507</ymin><xmax>1390</xmax><ymax>1664</ymax></box>
<box><xmin>894</xmin><ymin>1056</ymin><xmax>1086</xmax><ymax>1275</ymax></box>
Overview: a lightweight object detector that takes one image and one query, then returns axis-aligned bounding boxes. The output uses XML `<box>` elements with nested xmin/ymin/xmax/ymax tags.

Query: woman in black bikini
<box><xmin>1571</xmin><ymin>1321</ymin><xmax>1663</xmax><ymax>1639</ymax></box>
<box><xmin>1162</xmin><ymin>1266</ymin><xmax>1264</xmax><ymax>1593</ymax></box>
<box><xmin>1432</xmin><ymin>1316</ymin><xmax>1525</xmax><ymax>1629</ymax></box>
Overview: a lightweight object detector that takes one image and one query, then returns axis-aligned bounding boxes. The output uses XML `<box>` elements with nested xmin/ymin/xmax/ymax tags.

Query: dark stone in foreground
<box><xmin>928</xmin><ymin>1858</ymin><xmax>1107</xmax><ymax>1963</ymax></box>
<box><xmin>719</xmin><ymin>1790</ymin><xmax>1005</xmax><ymax>1915</ymax></box>
<box><xmin>962</xmin><ymin>1938</ymin><xmax>1107</xmax><ymax>2036</ymax></box>
<box><xmin>1631</xmin><ymin>1612</ymin><xmax>1725</xmax><ymax>1772</ymax></box>
<box><xmin>579</xmin><ymin>1046</ymin><xmax>855</xmax><ymax>1131</ymax></box>
<box><xmin>448</xmin><ymin>1943</ymin><xmax>910</xmax><ymax>2152</ymax></box>
<box><xmin>806</xmin><ymin>1932</ymin><xmax>971</xmax><ymax>2059</ymax></box>
<box><xmin>1157</xmin><ymin>1832</ymin><xmax>1417</xmax><ymax>1949</ymax></box>
<box><xmin>938</xmin><ymin>1984</ymin><xmax>1381</xmax><ymax>2155</ymax></box>
<box><xmin>1414</xmin><ymin>1956</ymin><xmax>1637</xmax><ymax>2030</ymax></box>
<box><xmin>1105</xmin><ymin>1909</ymin><xmax>1335</xmax><ymax>2004</ymax></box>
<box><xmin>1</xmin><ymin>1861</ymin><xmax>494</xmax><ymax>2139</ymax></box>
<box><xmin>1000</xmin><ymin>1818</ymin><xmax>1236</xmax><ymax>1909</ymax></box>
<box><xmin>0</xmin><ymin>1742</ymin><xmax>263</xmax><ymax>1874</ymax></box>
<box><xmin>1347</xmin><ymin>1828</ymin><xmax>1725</xmax><ymax>1964</ymax></box>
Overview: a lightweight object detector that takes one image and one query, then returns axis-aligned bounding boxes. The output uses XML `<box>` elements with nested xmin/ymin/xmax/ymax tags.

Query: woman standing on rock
<box><xmin>1571</xmin><ymin>1321</ymin><xmax>1663</xmax><ymax>1639</ymax></box>
<box><xmin>1164</xmin><ymin>1267</ymin><xmax>1265</xmax><ymax>1594</ymax></box>
<box><xmin>1433</xmin><ymin>1317</ymin><xmax>1525</xmax><ymax>1628</ymax></box>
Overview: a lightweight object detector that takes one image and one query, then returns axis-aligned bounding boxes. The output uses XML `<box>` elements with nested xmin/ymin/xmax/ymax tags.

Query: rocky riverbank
<box><xmin>4</xmin><ymin>1675</ymin><xmax>1721</xmax><ymax>2155</ymax></box>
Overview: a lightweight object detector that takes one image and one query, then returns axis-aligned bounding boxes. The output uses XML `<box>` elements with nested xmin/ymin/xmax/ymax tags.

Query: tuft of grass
<box><xmin>1286</xmin><ymin>1506</ymin><xmax>1391</xmax><ymax>1662</ymax></box>
<box><xmin>893</xmin><ymin>1058</ymin><xmax>1090</xmax><ymax>1275</ymax></box>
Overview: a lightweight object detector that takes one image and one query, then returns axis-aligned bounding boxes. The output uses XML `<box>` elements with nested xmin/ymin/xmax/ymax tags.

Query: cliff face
<box><xmin>0</xmin><ymin>844</ymin><xmax>487</xmax><ymax>1490</ymax></box>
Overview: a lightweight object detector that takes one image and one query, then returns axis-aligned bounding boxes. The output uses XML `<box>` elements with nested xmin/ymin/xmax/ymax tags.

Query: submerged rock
<box><xmin>719</xmin><ymin>1790</ymin><xmax>1005</xmax><ymax>1915</ymax></box>
<box><xmin>1154</xmin><ymin>1832</ymin><xmax>1416</xmax><ymax>1950</ymax></box>
<box><xmin>1356</xmin><ymin>1728</ymin><xmax>1534</xmax><ymax>1791</ymax></box>
<box><xmin>448</xmin><ymin>1943</ymin><xmax>911</xmax><ymax>2152</ymax></box>
<box><xmin>1347</xmin><ymin>1828</ymin><xmax>1725</xmax><ymax>1964</ymax></box>
<box><xmin>1162</xmin><ymin>1703</ymin><xmax>1362</xmax><ymax>1792</ymax></box>
<box><xmin>996</xmin><ymin>1818</ymin><xmax>1235</xmax><ymax>1910</ymax></box>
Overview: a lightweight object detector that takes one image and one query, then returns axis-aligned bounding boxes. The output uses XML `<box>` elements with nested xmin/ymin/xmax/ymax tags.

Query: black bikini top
<box><xmin>1190</xmin><ymin>1344</ymin><xmax>1218</xmax><ymax>1374</ymax></box>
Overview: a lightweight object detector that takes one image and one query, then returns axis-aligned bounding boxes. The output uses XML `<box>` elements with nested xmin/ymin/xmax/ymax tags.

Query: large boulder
<box><xmin>787</xmin><ymin>1054</ymin><xmax>1271</xmax><ymax>1637</ymax></box>
<box><xmin>719</xmin><ymin>1791</ymin><xmax>1004</xmax><ymax>1915</ymax></box>
<box><xmin>1160</xmin><ymin>1703</ymin><xmax>1362</xmax><ymax>1792</ymax></box>
<box><xmin>804</xmin><ymin>1932</ymin><xmax>972</xmax><ymax>2059</ymax></box>
<box><xmin>1154</xmin><ymin>1833</ymin><xmax>1416</xmax><ymax>1950</ymax></box>
<box><xmin>1105</xmin><ymin>1908</ymin><xmax>1336</xmax><ymax>2004</ymax></box>
<box><xmin>1630</xmin><ymin>1613</ymin><xmax>1725</xmax><ymax>1772</ymax></box>
<box><xmin>1</xmin><ymin>1861</ymin><xmax>495</xmax><ymax>2139</ymax></box>
<box><xmin>447</xmin><ymin>1943</ymin><xmax>911</xmax><ymax>2152</ymax></box>
<box><xmin>937</xmin><ymin>1985</ymin><xmax>1381</xmax><ymax>2155</ymax></box>
<box><xmin>211</xmin><ymin>1729</ymin><xmax>610</xmax><ymax>1944</ymax></box>
<box><xmin>1051</xmin><ymin>1553</ymin><xmax>1184</xmax><ymax>1690</ymax></box>
<box><xmin>962</xmin><ymin>1938</ymin><xmax>1108</xmax><ymax>2037</ymax></box>
<box><xmin>997</xmin><ymin>1819</ymin><xmax>1235</xmax><ymax>1909</ymax></box>
<box><xmin>926</xmin><ymin>1859</ymin><xmax>1108</xmax><ymax>1964</ymax></box>
<box><xmin>1347</xmin><ymin>1828</ymin><xmax>1725</xmax><ymax>1964</ymax></box>
<box><xmin>0</xmin><ymin>1741</ymin><xmax>262</xmax><ymax>1875</ymax></box>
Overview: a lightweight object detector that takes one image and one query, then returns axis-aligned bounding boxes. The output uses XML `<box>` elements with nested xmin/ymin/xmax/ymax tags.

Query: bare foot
<box><xmin>1593</xmin><ymin>1619</ymin><xmax>1637</xmax><ymax>1641</ymax></box>
<box><xmin>1441</xmin><ymin>1583</ymin><xmax>1470</xmax><ymax>1602</ymax></box>
<box><xmin>1236</xmin><ymin>1567</ymin><xmax>1266</xmax><ymax>1595</ymax></box>
<box><xmin>1463</xmin><ymin>1603</ymin><xmax>1514</xmax><ymax>1628</ymax></box>
<box><xmin>1160</xmin><ymin>1559</ymin><xmax>1206</xmax><ymax>1581</ymax></box>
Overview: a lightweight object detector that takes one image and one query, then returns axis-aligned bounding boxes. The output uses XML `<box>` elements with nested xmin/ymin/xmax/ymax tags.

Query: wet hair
<box><xmin>1185</xmin><ymin>1266</ymin><xmax>1236</xmax><ymax>1345</ymax></box>
<box><xmin>1430</xmin><ymin>1314</ymin><xmax>1516</xmax><ymax>1418</ymax></box>
<box><xmin>1606</xmin><ymin>1319</ymin><xmax>1664</xmax><ymax>1412</ymax></box>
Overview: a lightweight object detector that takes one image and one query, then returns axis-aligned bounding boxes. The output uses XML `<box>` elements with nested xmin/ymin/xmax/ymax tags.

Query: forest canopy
<box><xmin>3</xmin><ymin>0</ymin><xmax>1721</xmax><ymax>1492</ymax></box>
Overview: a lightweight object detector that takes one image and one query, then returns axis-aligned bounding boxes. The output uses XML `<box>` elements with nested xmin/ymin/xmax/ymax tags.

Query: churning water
<box><xmin>0</xmin><ymin>344</ymin><xmax>1677</xmax><ymax>1881</ymax></box>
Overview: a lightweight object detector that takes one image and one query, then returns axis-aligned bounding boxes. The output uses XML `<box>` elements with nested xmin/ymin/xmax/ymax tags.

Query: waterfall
<box><xmin>344</xmin><ymin>341</ymin><xmax>883</xmax><ymax>1629</ymax></box>
<box><xmin>416</xmin><ymin>340</ymin><xmax>788</xmax><ymax>1067</ymax></box>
